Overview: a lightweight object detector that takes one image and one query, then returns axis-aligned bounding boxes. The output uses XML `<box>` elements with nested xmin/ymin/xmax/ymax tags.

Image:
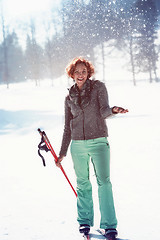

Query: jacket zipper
<box><xmin>81</xmin><ymin>109</ymin><xmax>86</xmax><ymax>140</ymax></box>
<box><xmin>79</xmin><ymin>93</ymin><xmax>86</xmax><ymax>140</ymax></box>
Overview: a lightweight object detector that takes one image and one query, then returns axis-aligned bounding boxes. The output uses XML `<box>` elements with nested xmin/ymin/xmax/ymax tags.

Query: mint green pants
<box><xmin>70</xmin><ymin>137</ymin><xmax>117</xmax><ymax>229</ymax></box>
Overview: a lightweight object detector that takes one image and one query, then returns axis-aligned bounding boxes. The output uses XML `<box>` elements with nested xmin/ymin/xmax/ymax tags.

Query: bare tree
<box><xmin>0</xmin><ymin>1</ymin><xmax>9</xmax><ymax>88</ymax></box>
<box><xmin>25</xmin><ymin>18</ymin><xmax>43</xmax><ymax>86</ymax></box>
<box><xmin>134</xmin><ymin>0</ymin><xmax>159</xmax><ymax>83</ymax></box>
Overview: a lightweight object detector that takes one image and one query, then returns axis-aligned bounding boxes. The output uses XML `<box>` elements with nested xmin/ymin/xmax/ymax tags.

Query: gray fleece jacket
<box><xmin>59</xmin><ymin>79</ymin><xmax>114</xmax><ymax>157</ymax></box>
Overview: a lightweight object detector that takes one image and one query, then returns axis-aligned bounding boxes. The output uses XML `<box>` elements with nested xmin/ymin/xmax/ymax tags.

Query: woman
<box><xmin>57</xmin><ymin>57</ymin><xmax>128</xmax><ymax>239</ymax></box>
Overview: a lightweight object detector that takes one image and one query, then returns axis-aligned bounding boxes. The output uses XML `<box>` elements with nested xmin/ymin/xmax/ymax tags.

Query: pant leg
<box><xmin>70</xmin><ymin>140</ymin><xmax>94</xmax><ymax>226</ymax></box>
<box><xmin>88</xmin><ymin>138</ymin><xmax>117</xmax><ymax>229</ymax></box>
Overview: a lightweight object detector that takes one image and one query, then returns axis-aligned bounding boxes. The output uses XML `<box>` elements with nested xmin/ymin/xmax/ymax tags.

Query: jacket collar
<box><xmin>69</xmin><ymin>79</ymin><xmax>92</xmax><ymax>109</ymax></box>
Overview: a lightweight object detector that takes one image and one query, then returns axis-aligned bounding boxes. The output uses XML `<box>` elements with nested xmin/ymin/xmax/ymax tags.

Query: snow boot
<box><xmin>79</xmin><ymin>224</ymin><xmax>90</xmax><ymax>235</ymax></box>
<box><xmin>105</xmin><ymin>229</ymin><xmax>118</xmax><ymax>240</ymax></box>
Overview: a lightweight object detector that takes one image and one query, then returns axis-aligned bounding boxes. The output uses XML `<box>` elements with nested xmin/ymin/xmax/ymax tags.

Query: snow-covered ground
<box><xmin>0</xmin><ymin>79</ymin><xmax>160</xmax><ymax>240</ymax></box>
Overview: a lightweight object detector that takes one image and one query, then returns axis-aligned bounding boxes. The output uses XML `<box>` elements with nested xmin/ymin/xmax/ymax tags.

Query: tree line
<box><xmin>0</xmin><ymin>0</ymin><xmax>160</xmax><ymax>88</ymax></box>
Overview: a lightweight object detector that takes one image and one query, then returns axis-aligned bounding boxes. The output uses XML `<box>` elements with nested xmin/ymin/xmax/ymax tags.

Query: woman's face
<box><xmin>73</xmin><ymin>63</ymin><xmax>88</xmax><ymax>89</ymax></box>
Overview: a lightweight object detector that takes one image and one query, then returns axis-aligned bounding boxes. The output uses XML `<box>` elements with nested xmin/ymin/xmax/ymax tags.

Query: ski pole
<box><xmin>37</xmin><ymin>128</ymin><xmax>77</xmax><ymax>198</ymax></box>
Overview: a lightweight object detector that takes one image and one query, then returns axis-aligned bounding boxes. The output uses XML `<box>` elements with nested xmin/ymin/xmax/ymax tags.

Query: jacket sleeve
<box><xmin>59</xmin><ymin>96</ymin><xmax>73</xmax><ymax>157</ymax></box>
<box><xmin>97</xmin><ymin>82</ymin><xmax>113</xmax><ymax>119</ymax></box>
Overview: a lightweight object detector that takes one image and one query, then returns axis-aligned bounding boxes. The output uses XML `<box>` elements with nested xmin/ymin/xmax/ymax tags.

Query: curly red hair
<box><xmin>66</xmin><ymin>57</ymin><xmax>95</xmax><ymax>79</ymax></box>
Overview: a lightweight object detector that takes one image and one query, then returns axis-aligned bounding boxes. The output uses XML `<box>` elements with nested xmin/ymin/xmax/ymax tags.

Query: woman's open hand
<box><xmin>112</xmin><ymin>106</ymin><xmax>129</xmax><ymax>114</ymax></box>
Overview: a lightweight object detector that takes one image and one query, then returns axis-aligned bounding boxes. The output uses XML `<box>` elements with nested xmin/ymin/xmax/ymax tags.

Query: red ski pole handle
<box><xmin>38</xmin><ymin>128</ymin><xmax>57</xmax><ymax>160</ymax></box>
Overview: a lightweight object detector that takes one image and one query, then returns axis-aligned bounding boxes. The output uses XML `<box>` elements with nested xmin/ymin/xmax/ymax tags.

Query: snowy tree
<box><xmin>43</xmin><ymin>8</ymin><xmax>69</xmax><ymax>85</ymax></box>
<box><xmin>134</xmin><ymin>0</ymin><xmax>159</xmax><ymax>82</ymax></box>
<box><xmin>24</xmin><ymin>19</ymin><xmax>44</xmax><ymax>86</ymax></box>
<box><xmin>0</xmin><ymin>30</ymin><xmax>25</xmax><ymax>85</ymax></box>
<box><xmin>61</xmin><ymin>1</ymin><xmax>94</xmax><ymax>59</ymax></box>
<box><xmin>117</xmin><ymin>0</ymin><xmax>160</xmax><ymax>85</ymax></box>
<box><xmin>0</xmin><ymin>3</ymin><xmax>9</xmax><ymax>88</ymax></box>
<box><xmin>5</xmin><ymin>32</ymin><xmax>25</xmax><ymax>83</ymax></box>
<box><xmin>44</xmin><ymin>35</ymin><xmax>68</xmax><ymax>84</ymax></box>
<box><xmin>119</xmin><ymin>4</ymin><xmax>139</xmax><ymax>86</ymax></box>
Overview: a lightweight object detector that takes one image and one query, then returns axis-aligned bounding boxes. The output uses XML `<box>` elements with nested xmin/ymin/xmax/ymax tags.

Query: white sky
<box><xmin>3</xmin><ymin>0</ymin><xmax>61</xmax><ymax>18</ymax></box>
<box><xmin>1</xmin><ymin>0</ymin><xmax>62</xmax><ymax>47</ymax></box>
